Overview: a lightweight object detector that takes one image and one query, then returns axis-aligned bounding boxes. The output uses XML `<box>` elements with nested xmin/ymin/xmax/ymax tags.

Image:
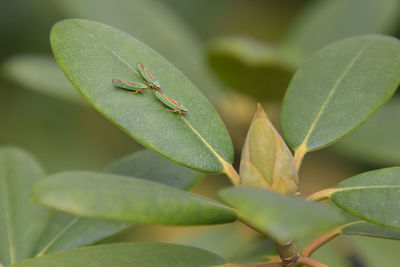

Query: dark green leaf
<box><xmin>32</xmin><ymin>171</ymin><xmax>237</xmax><ymax>225</ymax></box>
<box><xmin>333</xmin><ymin>97</ymin><xmax>400</xmax><ymax>166</ymax></box>
<box><xmin>207</xmin><ymin>36</ymin><xmax>295</xmax><ymax>101</ymax></box>
<box><xmin>55</xmin><ymin>0</ymin><xmax>221</xmax><ymax>97</ymax></box>
<box><xmin>10</xmin><ymin>243</ymin><xmax>226</xmax><ymax>267</ymax></box>
<box><xmin>1</xmin><ymin>55</ymin><xmax>82</xmax><ymax>104</ymax></box>
<box><xmin>105</xmin><ymin>149</ymin><xmax>204</xmax><ymax>190</ymax></box>
<box><xmin>284</xmin><ymin>0</ymin><xmax>400</xmax><ymax>60</ymax></box>
<box><xmin>218</xmin><ymin>187</ymin><xmax>344</xmax><ymax>243</ymax></box>
<box><xmin>282</xmin><ymin>35</ymin><xmax>400</xmax><ymax>152</ymax></box>
<box><xmin>0</xmin><ymin>147</ymin><xmax>50</xmax><ymax>265</ymax></box>
<box><xmin>328</xmin><ymin>167</ymin><xmax>400</xmax><ymax>229</ymax></box>
<box><xmin>341</xmin><ymin>221</ymin><xmax>400</xmax><ymax>240</ymax></box>
<box><xmin>50</xmin><ymin>19</ymin><xmax>233</xmax><ymax>173</ymax></box>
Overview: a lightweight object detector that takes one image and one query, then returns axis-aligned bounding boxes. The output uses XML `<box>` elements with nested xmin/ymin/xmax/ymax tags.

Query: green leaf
<box><xmin>55</xmin><ymin>0</ymin><xmax>221</xmax><ymax>98</ymax></box>
<box><xmin>9</xmin><ymin>243</ymin><xmax>226</xmax><ymax>267</ymax></box>
<box><xmin>105</xmin><ymin>149</ymin><xmax>204</xmax><ymax>190</ymax></box>
<box><xmin>218</xmin><ymin>187</ymin><xmax>344</xmax><ymax>243</ymax></box>
<box><xmin>281</xmin><ymin>35</ymin><xmax>400</xmax><ymax>153</ymax></box>
<box><xmin>326</xmin><ymin>167</ymin><xmax>400</xmax><ymax>229</ymax></box>
<box><xmin>34</xmin><ymin>149</ymin><xmax>204</xmax><ymax>256</ymax></box>
<box><xmin>50</xmin><ymin>19</ymin><xmax>233</xmax><ymax>173</ymax></box>
<box><xmin>1</xmin><ymin>55</ymin><xmax>82</xmax><ymax>104</ymax></box>
<box><xmin>341</xmin><ymin>221</ymin><xmax>400</xmax><ymax>240</ymax></box>
<box><xmin>0</xmin><ymin>147</ymin><xmax>50</xmax><ymax>265</ymax></box>
<box><xmin>283</xmin><ymin>0</ymin><xmax>400</xmax><ymax>61</ymax></box>
<box><xmin>207</xmin><ymin>36</ymin><xmax>295</xmax><ymax>101</ymax></box>
<box><xmin>34</xmin><ymin>212</ymin><xmax>130</xmax><ymax>256</ymax></box>
<box><xmin>172</xmin><ymin>223</ymin><xmax>277</xmax><ymax>264</ymax></box>
<box><xmin>230</xmin><ymin>239</ymin><xmax>277</xmax><ymax>264</ymax></box>
<box><xmin>333</xmin><ymin>97</ymin><xmax>400</xmax><ymax>166</ymax></box>
<box><xmin>32</xmin><ymin>171</ymin><xmax>237</xmax><ymax>225</ymax></box>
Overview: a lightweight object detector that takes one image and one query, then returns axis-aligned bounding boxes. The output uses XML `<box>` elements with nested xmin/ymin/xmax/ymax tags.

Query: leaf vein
<box><xmin>35</xmin><ymin>216</ymin><xmax>80</xmax><ymax>256</ymax></box>
<box><xmin>299</xmin><ymin>40</ymin><xmax>373</xmax><ymax>150</ymax></box>
<box><xmin>335</xmin><ymin>184</ymin><xmax>400</xmax><ymax>192</ymax></box>
<box><xmin>181</xmin><ymin>118</ymin><xmax>228</xmax><ymax>169</ymax></box>
<box><xmin>72</xmin><ymin>22</ymin><xmax>139</xmax><ymax>76</ymax></box>
<box><xmin>71</xmin><ymin>22</ymin><xmax>228</xmax><ymax>170</ymax></box>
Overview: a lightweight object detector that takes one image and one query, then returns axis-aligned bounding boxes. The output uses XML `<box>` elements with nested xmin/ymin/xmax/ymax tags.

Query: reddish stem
<box><xmin>302</xmin><ymin>227</ymin><xmax>341</xmax><ymax>257</ymax></box>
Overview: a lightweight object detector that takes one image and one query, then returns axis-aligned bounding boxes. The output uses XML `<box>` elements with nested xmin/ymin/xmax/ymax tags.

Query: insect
<box><xmin>112</xmin><ymin>79</ymin><xmax>148</xmax><ymax>94</ymax></box>
<box><xmin>153</xmin><ymin>90</ymin><xmax>188</xmax><ymax>115</ymax></box>
<box><xmin>137</xmin><ymin>63</ymin><xmax>161</xmax><ymax>90</ymax></box>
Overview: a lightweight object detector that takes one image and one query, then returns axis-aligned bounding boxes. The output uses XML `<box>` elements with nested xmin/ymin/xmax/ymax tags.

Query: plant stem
<box><xmin>295</xmin><ymin>256</ymin><xmax>328</xmax><ymax>267</ymax></box>
<box><xmin>223</xmin><ymin>161</ymin><xmax>240</xmax><ymax>185</ymax></box>
<box><xmin>301</xmin><ymin>227</ymin><xmax>341</xmax><ymax>257</ymax></box>
<box><xmin>293</xmin><ymin>145</ymin><xmax>307</xmax><ymax>170</ymax></box>
<box><xmin>276</xmin><ymin>240</ymin><xmax>300</xmax><ymax>266</ymax></box>
<box><xmin>237</xmin><ymin>220</ymin><xmax>299</xmax><ymax>266</ymax></box>
<box><xmin>306</xmin><ymin>188</ymin><xmax>336</xmax><ymax>202</ymax></box>
<box><xmin>241</xmin><ymin>256</ymin><xmax>327</xmax><ymax>267</ymax></box>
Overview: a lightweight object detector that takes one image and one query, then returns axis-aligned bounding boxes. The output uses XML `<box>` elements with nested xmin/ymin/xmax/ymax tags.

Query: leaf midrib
<box><xmin>334</xmin><ymin>184</ymin><xmax>400</xmax><ymax>193</ymax></box>
<box><xmin>70</xmin><ymin>21</ymin><xmax>228</xmax><ymax>170</ymax></box>
<box><xmin>35</xmin><ymin>216</ymin><xmax>80</xmax><ymax>257</ymax></box>
<box><xmin>0</xmin><ymin>155</ymin><xmax>16</xmax><ymax>264</ymax></box>
<box><xmin>297</xmin><ymin>40</ymin><xmax>373</xmax><ymax>151</ymax></box>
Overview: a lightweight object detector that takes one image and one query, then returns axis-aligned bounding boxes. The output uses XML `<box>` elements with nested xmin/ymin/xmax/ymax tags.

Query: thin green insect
<box><xmin>153</xmin><ymin>90</ymin><xmax>188</xmax><ymax>115</ymax></box>
<box><xmin>112</xmin><ymin>79</ymin><xmax>148</xmax><ymax>93</ymax></box>
<box><xmin>137</xmin><ymin>63</ymin><xmax>161</xmax><ymax>90</ymax></box>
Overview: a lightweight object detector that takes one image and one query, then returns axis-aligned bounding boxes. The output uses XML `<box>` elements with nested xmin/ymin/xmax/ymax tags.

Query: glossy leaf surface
<box><xmin>219</xmin><ymin>187</ymin><xmax>344</xmax><ymax>243</ymax></box>
<box><xmin>328</xmin><ymin>167</ymin><xmax>400</xmax><ymax>229</ymax></box>
<box><xmin>50</xmin><ymin>19</ymin><xmax>233</xmax><ymax>173</ymax></box>
<box><xmin>55</xmin><ymin>0</ymin><xmax>221</xmax><ymax>97</ymax></box>
<box><xmin>34</xmin><ymin>149</ymin><xmax>203</xmax><ymax>255</ymax></box>
<box><xmin>32</xmin><ymin>171</ymin><xmax>237</xmax><ymax>225</ymax></box>
<box><xmin>282</xmin><ymin>35</ymin><xmax>400</xmax><ymax>152</ymax></box>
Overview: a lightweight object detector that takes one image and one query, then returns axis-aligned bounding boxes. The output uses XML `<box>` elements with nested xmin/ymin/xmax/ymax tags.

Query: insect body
<box><xmin>153</xmin><ymin>90</ymin><xmax>188</xmax><ymax>115</ymax></box>
<box><xmin>137</xmin><ymin>63</ymin><xmax>161</xmax><ymax>90</ymax></box>
<box><xmin>112</xmin><ymin>79</ymin><xmax>148</xmax><ymax>94</ymax></box>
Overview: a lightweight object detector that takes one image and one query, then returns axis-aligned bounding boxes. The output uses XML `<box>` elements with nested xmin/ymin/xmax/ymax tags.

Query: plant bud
<box><xmin>240</xmin><ymin>103</ymin><xmax>298</xmax><ymax>195</ymax></box>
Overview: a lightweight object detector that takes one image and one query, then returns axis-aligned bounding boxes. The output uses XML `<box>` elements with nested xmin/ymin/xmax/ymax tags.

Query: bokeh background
<box><xmin>1</xmin><ymin>0</ymin><xmax>400</xmax><ymax>266</ymax></box>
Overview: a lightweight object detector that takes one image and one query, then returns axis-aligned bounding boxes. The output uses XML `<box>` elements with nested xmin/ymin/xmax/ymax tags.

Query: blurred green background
<box><xmin>1</xmin><ymin>0</ymin><xmax>400</xmax><ymax>266</ymax></box>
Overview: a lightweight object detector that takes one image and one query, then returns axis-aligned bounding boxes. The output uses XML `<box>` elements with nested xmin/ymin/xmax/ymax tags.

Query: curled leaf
<box><xmin>240</xmin><ymin>104</ymin><xmax>298</xmax><ymax>195</ymax></box>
